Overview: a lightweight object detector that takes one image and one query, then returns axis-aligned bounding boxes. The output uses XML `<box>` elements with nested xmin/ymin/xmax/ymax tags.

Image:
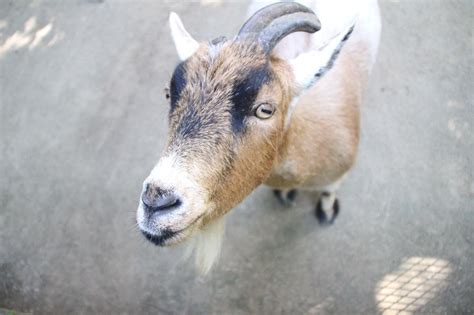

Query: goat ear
<box><xmin>169</xmin><ymin>12</ymin><xmax>199</xmax><ymax>61</ymax></box>
<box><xmin>289</xmin><ymin>23</ymin><xmax>355</xmax><ymax>93</ymax></box>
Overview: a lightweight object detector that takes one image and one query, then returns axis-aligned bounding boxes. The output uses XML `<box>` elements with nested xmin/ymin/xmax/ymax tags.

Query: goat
<box><xmin>136</xmin><ymin>0</ymin><xmax>381</xmax><ymax>273</ymax></box>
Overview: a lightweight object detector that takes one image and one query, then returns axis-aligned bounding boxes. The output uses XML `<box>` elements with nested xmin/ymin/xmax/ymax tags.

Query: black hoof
<box><xmin>273</xmin><ymin>189</ymin><xmax>298</xmax><ymax>206</ymax></box>
<box><xmin>315</xmin><ymin>198</ymin><xmax>339</xmax><ymax>225</ymax></box>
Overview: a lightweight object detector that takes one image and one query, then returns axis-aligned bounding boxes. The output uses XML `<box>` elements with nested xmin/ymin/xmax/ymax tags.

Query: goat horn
<box><xmin>258</xmin><ymin>12</ymin><xmax>321</xmax><ymax>54</ymax></box>
<box><xmin>237</xmin><ymin>2</ymin><xmax>313</xmax><ymax>37</ymax></box>
<box><xmin>236</xmin><ymin>3</ymin><xmax>320</xmax><ymax>54</ymax></box>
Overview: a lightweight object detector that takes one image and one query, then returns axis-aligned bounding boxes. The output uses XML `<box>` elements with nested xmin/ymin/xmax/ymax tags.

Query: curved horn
<box><xmin>237</xmin><ymin>2</ymin><xmax>313</xmax><ymax>38</ymax></box>
<box><xmin>258</xmin><ymin>12</ymin><xmax>321</xmax><ymax>54</ymax></box>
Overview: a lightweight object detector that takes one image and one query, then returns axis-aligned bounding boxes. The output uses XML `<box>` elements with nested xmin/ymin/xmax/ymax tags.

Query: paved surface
<box><xmin>1</xmin><ymin>0</ymin><xmax>472</xmax><ymax>314</ymax></box>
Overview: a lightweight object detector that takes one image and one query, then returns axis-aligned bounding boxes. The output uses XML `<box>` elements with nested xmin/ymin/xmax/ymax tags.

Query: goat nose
<box><xmin>141</xmin><ymin>184</ymin><xmax>181</xmax><ymax>213</ymax></box>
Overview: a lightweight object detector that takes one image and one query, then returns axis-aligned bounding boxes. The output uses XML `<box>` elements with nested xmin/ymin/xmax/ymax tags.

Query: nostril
<box><xmin>154</xmin><ymin>193</ymin><xmax>181</xmax><ymax>210</ymax></box>
<box><xmin>141</xmin><ymin>185</ymin><xmax>181</xmax><ymax>213</ymax></box>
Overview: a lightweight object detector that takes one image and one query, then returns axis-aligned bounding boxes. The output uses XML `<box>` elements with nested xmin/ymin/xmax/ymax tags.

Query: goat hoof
<box><xmin>273</xmin><ymin>189</ymin><xmax>297</xmax><ymax>206</ymax></box>
<box><xmin>315</xmin><ymin>198</ymin><xmax>340</xmax><ymax>224</ymax></box>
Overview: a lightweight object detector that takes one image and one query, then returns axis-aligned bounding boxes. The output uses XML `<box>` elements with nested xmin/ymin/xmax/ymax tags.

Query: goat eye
<box><xmin>164</xmin><ymin>87</ymin><xmax>170</xmax><ymax>100</ymax></box>
<box><xmin>255</xmin><ymin>103</ymin><xmax>275</xmax><ymax>119</ymax></box>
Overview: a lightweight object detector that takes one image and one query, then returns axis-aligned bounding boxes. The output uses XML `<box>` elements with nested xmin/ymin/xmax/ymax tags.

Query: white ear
<box><xmin>289</xmin><ymin>23</ymin><xmax>355</xmax><ymax>93</ymax></box>
<box><xmin>169</xmin><ymin>12</ymin><xmax>199</xmax><ymax>61</ymax></box>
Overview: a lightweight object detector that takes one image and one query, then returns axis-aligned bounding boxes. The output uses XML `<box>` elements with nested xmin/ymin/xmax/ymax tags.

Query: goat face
<box><xmin>137</xmin><ymin>4</ymin><xmax>355</xmax><ymax>246</ymax></box>
<box><xmin>137</xmin><ymin>41</ymin><xmax>293</xmax><ymax>246</ymax></box>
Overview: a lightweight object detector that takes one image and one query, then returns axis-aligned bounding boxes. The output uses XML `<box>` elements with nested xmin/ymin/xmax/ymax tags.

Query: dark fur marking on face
<box><xmin>230</xmin><ymin>65</ymin><xmax>271</xmax><ymax>133</ymax></box>
<box><xmin>176</xmin><ymin>102</ymin><xmax>214</xmax><ymax>140</ymax></box>
<box><xmin>169</xmin><ymin>61</ymin><xmax>187</xmax><ymax>112</ymax></box>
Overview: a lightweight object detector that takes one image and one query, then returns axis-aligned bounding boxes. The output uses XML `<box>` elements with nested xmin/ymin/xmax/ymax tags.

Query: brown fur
<box><xmin>266</xmin><ymin>43</ymin><xmax>366</xmax><ymax>189</ymax></box>
<box><xmin>164</xmin><ymin>42</ymin><xmax>297</xmax><ymax>226</ymax></box>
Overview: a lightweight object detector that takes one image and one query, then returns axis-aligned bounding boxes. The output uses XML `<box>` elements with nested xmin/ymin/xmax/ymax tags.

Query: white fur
<box><xmin>319</xmin><ymin>175</ymin><xmax>345</xmax><ymax>210</ymax></box>
<box><xmin>321</xmin><ymin>193</ymin><xmax>336</xmax><ymax>211</ymax></box>
<box><xmin>138</xmin><ymin>153</ymin><xmax>226</xmax><ymax>273</ymax></box>
<box><xmin>289</xmin><ymin>22</ymin><xmax>356</xmax><ymax>91</ymax></box>
<box><xmin>137</xmin><ymin>154</ymin><xmax>207</xmax><ymax>238</ymax></box>
<box><xmin>169</xmin><ymin>12</ymin><xmax>199</xmax><ymax>61</ymax></box>
<box><xmin>192</xmin><ymin>217</ymin><xmax>225</xmax><ymax>275</ymax></box>
<box><xmin>250</xmin><ymin>0</ymin><xmax>381</xmax><ymax>62</ymax></box>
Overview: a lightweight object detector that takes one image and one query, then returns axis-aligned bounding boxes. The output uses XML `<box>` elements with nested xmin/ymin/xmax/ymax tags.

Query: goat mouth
<box><xmin>141</xmin><ymin>229</ymin><xmax>181</xmax><ymax>246</ymax></box>
<box><xmin>139</xmin><ymin>213</ymin><xmax>205</xmax><ymax>246</ymax></box>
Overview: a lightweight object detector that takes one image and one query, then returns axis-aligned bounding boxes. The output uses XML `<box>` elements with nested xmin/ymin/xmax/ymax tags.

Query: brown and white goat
<box><xmin>136</xmin><ymin>0</ymin><xmax>381</xmax><ymax>273</ymax></box>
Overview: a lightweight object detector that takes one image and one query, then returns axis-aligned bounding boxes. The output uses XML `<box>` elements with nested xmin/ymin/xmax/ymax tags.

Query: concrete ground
<box><xmin>0</xmin><ymin>0</ymin><xmax>472</xmax><ymax>314</ymax></box>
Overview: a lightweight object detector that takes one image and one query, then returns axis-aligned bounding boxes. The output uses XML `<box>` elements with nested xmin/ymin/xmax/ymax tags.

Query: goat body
<box><xmin>136</xmin><ymin>0</ymin><xmax>381</xmax><ymax>273</ymax></box>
